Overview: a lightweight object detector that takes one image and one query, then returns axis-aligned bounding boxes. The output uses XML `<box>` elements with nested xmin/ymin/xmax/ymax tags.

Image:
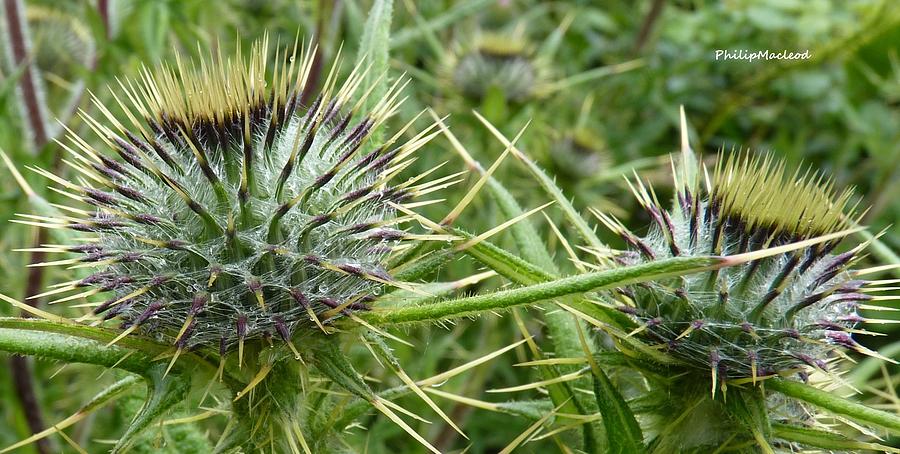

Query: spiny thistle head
<box><xmin>22</xmin><ymin>36</ymin><xmax>443</xmax><ymax>363</ymax></box>
<box><xmin>549</xmin><ymin>128</ymin><xmax>609</xmax><ymax>180</ymax></box>
<box><xmin>449</xmin><ymin>32</ymin><xmax>539</xmax><ymax>103</ymax></box>
<box><xmin>594</xmin><ymin>150</ymin><xmax>892</xmax><ymax>386</ymax></box>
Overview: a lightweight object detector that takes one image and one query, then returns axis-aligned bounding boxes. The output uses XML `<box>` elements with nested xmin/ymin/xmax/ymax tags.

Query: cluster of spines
<box><xmin>591</xmin><ymin>151</ymin><xmax>897</xmax><ymax>390</ymax></box>
<box><xmin>710</xmin><ymin>153</ymin><xmax>856</xmax><ymax>240</ymax></box>
<box><xmin>16</xmin><ymin>35</ymin><xmax>457</xmax><ymax>366</ymax></box>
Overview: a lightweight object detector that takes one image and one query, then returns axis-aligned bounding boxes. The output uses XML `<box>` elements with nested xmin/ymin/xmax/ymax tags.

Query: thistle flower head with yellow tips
<box><xmin>581</xmin><ymin>144</ymin><xmax>900</xmax><ymax>451</ymax></box>
<box><xmin>21</xmin><ymin>35</ymin><xmax>443</xmax><ymax>366</ymax></box>
<box><xmin>594</xmin><ymin>150</ymin><xmax>891</xmax><ymax>386</ymax></box>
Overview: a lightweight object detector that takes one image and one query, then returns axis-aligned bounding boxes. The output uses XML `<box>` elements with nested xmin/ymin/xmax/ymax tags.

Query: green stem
<box><xmin>0</xmin><ymin>324</ymin><xmax>154</xmax><ymax>375</ymax></box>
<box><xmin>767</xmin><ymin>378</ymin><xmax>900</xmax><ymax>434</ymax></box>
<box><xmin>364</xmin><ymin>256</ymin><xmax>720</xmax><ymax>325</ymax></box>
<box><xmin>771</xmin><ymin>423</ymin><xmax>900</xmax><ymax>452</ymax></box>
<box><xmin>0</xmin><ymin>318</ymin><xmax>239</xmax><ymax>389</ymax></box>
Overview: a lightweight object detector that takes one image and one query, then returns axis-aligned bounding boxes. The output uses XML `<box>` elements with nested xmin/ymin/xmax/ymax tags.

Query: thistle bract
<box><xmin>595</xmin><ymin>152</ymin><xmax>884</xmax><ymax>386</ymax></box>
<box><xmin>24</xmin><ymin>37</ymin><xmax>440</xmax><ymax>363</ymax></box>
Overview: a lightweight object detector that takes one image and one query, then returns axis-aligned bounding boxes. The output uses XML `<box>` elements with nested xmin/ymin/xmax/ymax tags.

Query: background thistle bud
<box><xmin>21</xmin><ymin>35</ymin><xmax>438</xmax><ymax>365</ymax></box>
<box><xmin>596</xmin><ymin>151</ymin><xmax>883</xmax><ymax>384</ymax></box>
<box><xmin>450</xmin><ymin>32</ymin><xmax>539</xmax><ymax>103</ymax></box>
<box><xmin>24</xmin><ymin>5</ymin><xmax>94</xmax><ymax>78</ymax></box>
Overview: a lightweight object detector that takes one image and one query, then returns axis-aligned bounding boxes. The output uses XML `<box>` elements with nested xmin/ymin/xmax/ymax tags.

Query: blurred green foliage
<box><xmin>0</xmin><ymin>0</ymin><xmax>897</xmax><ymax>452</ymax></box>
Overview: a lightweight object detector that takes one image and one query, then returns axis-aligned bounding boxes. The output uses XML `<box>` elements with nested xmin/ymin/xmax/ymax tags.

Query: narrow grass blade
<box><xmin>1</xmin><ymin>375</ymin><xmax>140</xmax><ymax>453</ymax></box>
<box><xmin>390</xmin><ymin>0</ymin><xmax>493</xmax><ymax>49</ymax></box>
<box><xmin>357</xmin><ymin>0</ymin><xmax>393</xmax><ymax>125</ymax></box>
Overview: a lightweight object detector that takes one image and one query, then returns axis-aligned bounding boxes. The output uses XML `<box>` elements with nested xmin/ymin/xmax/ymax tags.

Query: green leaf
<box><xmin>493</xmin><ymin>400</ymin><xmax>555</xmax><ymax>421</ymax></box>
<box><xmin>314</xmin><ymin>340</ymin><xmax>374</xmax><ymax>401</ymax></box>
<box><xmin>316</xmin><ymin>338</ymin><xmax>440</xmax><ymax>453</ymax></box>
<box><xmin>481</xmin><ymin>180</ymin><xmax>559</xmax><ymax>273</ymax></box>
<box><xmin>392</xmin><ymin>246</ymin><xmax>456</xmax><ymax>283</ymax></box>
<box><xmin>767</xmin><ymin>378</ymin><xmax>900</xmax><ymax>434</ymax></box>
<box><xmin>452</xmin><ymin>228</ymin><xmax>553</xmax><ymax>285</ymax></box>
<box><xmin>450</xmin><ymin>177</ymin><xmax>602</xmax><ymax>446</ymax></box>
<box><xmin>724</xmin><ymin>389</ymin><xmax>772</xmax><ymax>451</ymax></box>
<box><xmin>390</xmin><ymin>0</ymin><xmax>493</xmax><ymax>49</ymax></box>
<box><xmin>357</xmin><ymin>0</ymin><xmax>393</xmax><ymax>125</ymax></box>
<box><xmin>362</xmin><ymin>256</ymin><xmax>721</xmax><ymax>325</ymax></box>
<box><xmin>140</xmin><ymin>1</ymin><xmax>170</xmax><ymax>61</ymax></box>
<box><xmin>113</xmin><ymin>365</ymin><xmax>191</xmax><ymax>453</ymax></box>
<box><xmin>590</xmin><ymin>366</ymin><xmax>644</xmax><ymax>453</ymax></box>
<box><xmin>480</xmin><ymin>85</ymin><xmax>508</xmax><ymax>124</ymax></box>
<box><xmin>540</xmin><ymin>60</ymin><xmax>645</xmax><ymax>95</ymax></box>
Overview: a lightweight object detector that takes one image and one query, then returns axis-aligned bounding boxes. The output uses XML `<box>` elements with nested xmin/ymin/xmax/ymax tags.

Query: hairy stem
<box><xmin>767</xmin><ymin>378</ymin><xmax>900</xmax><ymax>434</ymax></box>
<box><xmin>0</xmin><ymin>318</ymin><xmax>238</xmax><ymax>389</ymax></box>
<box><xmin>0</xmin><ymin>326</ymin><xmax>155</xmax><ymax>375</ymax></box>
<box><xmin>771</xmin><ymin>423</ymin><xmax>900</xmax><ymax>452</ymax></box>
<box><xmin>364</xmin><ymin>256</ymin><xmax>720</xmax><ymax>325</ymax></box>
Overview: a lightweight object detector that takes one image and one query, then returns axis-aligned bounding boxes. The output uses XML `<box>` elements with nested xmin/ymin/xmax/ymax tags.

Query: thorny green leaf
<box><xmin>591</xmin><ymin>365</ymin><xmax>645</xmax><ymax>454</ymax></box>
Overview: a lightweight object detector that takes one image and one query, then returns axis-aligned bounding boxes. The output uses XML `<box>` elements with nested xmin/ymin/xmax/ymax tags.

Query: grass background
<box><xmin>0</xmin><ymin>0</ymin><xmax>898</xmax><ymax>452</ymax></box>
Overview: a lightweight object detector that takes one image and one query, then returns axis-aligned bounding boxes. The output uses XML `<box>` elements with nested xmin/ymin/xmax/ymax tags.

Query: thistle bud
<box><xmin>449</xmin><ymin>33</ymin><xmax>539</xmax><ymax>103</ymax></box>
<box><xmin>22</xmin><ymin>36</ymin><xmax>442</xmax><ymax>363</ymax></box>
<box><xmin>598</xmin><ymin>151</ymin><xmax>881</xmax><ymax>385</ymax></box>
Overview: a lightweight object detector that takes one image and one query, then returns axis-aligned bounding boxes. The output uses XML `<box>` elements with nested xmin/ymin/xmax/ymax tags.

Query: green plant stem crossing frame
<box><xmin>364</xmin><ymin>256</ymin><xmax>721</xmax><ymax>325</ymax></box>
